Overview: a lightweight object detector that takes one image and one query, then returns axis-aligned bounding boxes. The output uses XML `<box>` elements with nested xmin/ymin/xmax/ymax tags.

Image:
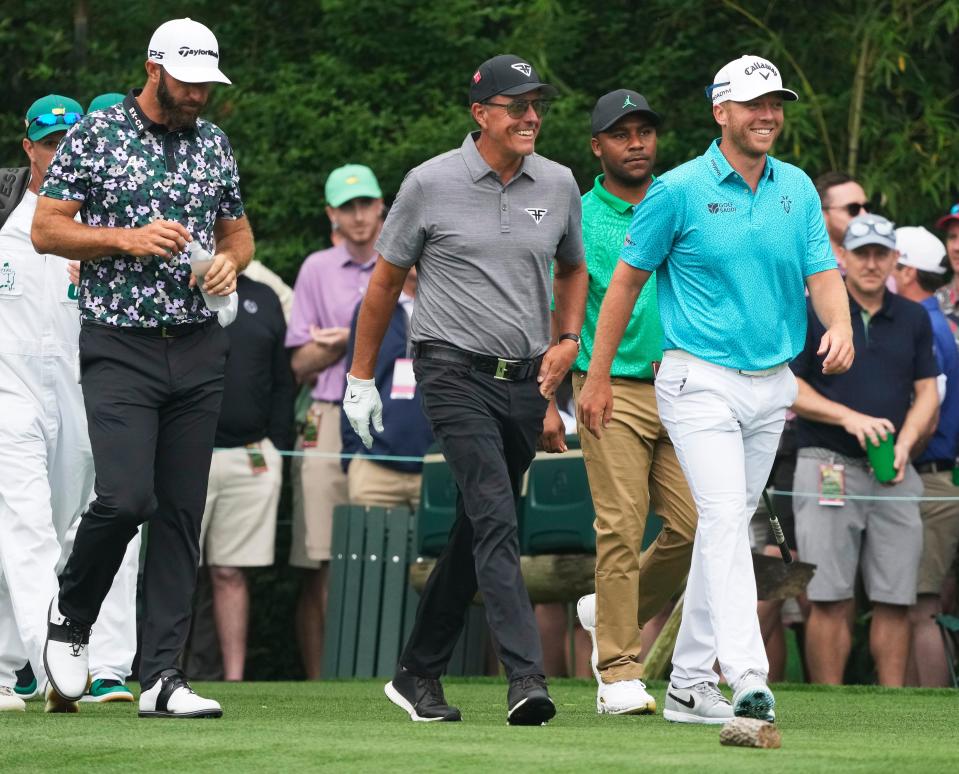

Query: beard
<box><xmin>157</xmin><ymin>72</ymin><xmax>204</xmax><ymax>129</ymax></box>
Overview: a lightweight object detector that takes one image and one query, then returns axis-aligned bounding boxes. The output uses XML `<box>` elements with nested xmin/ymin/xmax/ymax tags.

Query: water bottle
<box><xmin>187</xmin><ymin>241</ymin><xmax>230</xmax><ymax>312</ymax></box>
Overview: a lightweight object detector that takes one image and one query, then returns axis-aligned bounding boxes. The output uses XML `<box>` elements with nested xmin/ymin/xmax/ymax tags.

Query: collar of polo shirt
<box><xmin>123</xmin><ymin>89</ymin><xmax>190</xmax><ymax>135</ymax></box>
<box><xmin>462</xmin><ymin>131</ymin><xmax>538</xmax><ymax>184</ymax></box>
<box><xmin>707</xmin><ymin>138</ymin><xmax>775</xmax><ymax>184</ymax></box>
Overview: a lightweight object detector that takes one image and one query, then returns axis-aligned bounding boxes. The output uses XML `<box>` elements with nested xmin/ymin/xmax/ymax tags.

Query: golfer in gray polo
<box><xmin>344</xmin><ymin>53</ymin><xmax>586</xmax><ymax>725</ymax></box>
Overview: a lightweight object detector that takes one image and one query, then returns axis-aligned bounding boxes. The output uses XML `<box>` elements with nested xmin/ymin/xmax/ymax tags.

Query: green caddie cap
<box><xmin>325</xmin><ymin>164</ymin><xmax>382</xmax><ymax>208</ymax></box>
<box><xmin>25</xmin><ymin>94</ymin><xmax>84</xmax><ymax>142</ymax></box>
<box><xmin>87</xmin><ymin>92</ymin><xmax>126</xmax><ymax>114</ymax></box>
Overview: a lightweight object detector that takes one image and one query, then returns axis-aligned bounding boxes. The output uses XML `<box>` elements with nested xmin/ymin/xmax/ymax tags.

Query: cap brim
<box><xmin>328</xmin><ymin>187</ymin><xmax>383</xmax><ymax>209</ymax></box>
<box><xmin>27</xmin><ymin>125</ymin><xmax>69</xmax><ymax>142</ymax></box>
<box><xmin>499</xmin><ymin>82</ymin><xmax>558</xmax><ymax>98</ymax></box>
<box><xmin>594</xmin><ymin>108</ymin><xmax>662</xmax><ymax>135</ymax></box>
<box><xmin>844</xmin><ymin>236</ymin><xmax>897</xmax><ymax>252</ymax></box>
<box><xmin>722</xmin><ymin>87</ymin><xmax>799</xmax><ymax>104</ymax></box>
<box><xmin>935</xmin><ymin>213</ymin><xmax>959</xmax><ymax>231</ymax></box>
<box><xmin>163</xmin><ymin>63</ymin><xmax>232</xmax><ymax>85</ymax></box>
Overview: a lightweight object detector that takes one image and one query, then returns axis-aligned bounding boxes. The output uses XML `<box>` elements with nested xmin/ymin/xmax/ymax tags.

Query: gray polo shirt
<box><xmin>376</xmin><ymin>132</ymin><xmax>584</xmax><ymax>360</ymax></box>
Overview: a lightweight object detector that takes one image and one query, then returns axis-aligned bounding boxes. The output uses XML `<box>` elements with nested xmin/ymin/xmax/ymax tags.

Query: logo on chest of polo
<box><xmin>781</xmin><ymin>195</ymin><xmax>792</xmax><ymax>213</ymax></box>
<box><xmin>525</xmin><ymin>207</ymin><xmax>548</xmax><ymax>224</ymax></box>
<box><xmin>706</xmin><ymin>202</ymin><xmax>736</xmax><ymax>214</ymax></box>
<box><xmin>0</xmin><ymin>262</ymin><xmax>15</xmax><ymax>292</ymax></box>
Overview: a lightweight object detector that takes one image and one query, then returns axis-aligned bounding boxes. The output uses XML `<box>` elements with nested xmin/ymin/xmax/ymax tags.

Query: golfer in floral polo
<box><xmin>33</xmin><ymin>18</ymin><xmax>254</xmax><ymax>719</ymax></box>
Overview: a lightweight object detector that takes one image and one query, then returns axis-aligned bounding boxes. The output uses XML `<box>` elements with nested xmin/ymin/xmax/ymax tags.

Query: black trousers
<box><xmin>400</xmin><ymin>355</ymin><xmax>547</xmax><ymax>680</ymax></box>
<box><xmin>58</xmin><ymin>321</ymin><xmax>228</xmax><ymax>688</ymax></box>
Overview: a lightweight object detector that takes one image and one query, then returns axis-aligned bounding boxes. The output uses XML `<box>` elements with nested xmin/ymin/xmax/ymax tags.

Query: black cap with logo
<box><xmin>591</xmin><ymin>89</ymin><xmax>661</xmax><ymax>135</ymax></box>
<box><xmin>469</xmin><ymin>54</ymin><xmax>559</xmax><ymax>104</ymax></box>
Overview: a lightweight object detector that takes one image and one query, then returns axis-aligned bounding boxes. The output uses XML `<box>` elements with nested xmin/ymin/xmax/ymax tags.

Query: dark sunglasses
<box><xmin>483</xmin><ymin>99</ymin><xmax>552</xmax><ymax>118</ymax></box>
<box><xmin>824</xmin><ymin>201</ymin><xmax>868</xmax><ymax>218</ymax></box>
<box><xmin>28</xmin><ymin>111</ymin><xmax>83</xmax><ymax>129</ymax></box>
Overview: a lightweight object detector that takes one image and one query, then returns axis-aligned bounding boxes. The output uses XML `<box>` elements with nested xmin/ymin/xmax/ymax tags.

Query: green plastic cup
<box><xmin>866</xmin><ymin>433</ymin><xmax>896</xmax><ymax>483</ymax></box>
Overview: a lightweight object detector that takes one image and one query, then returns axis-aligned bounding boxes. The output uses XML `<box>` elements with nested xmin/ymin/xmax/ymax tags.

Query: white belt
<box><xmin>665</xmin><ymin>349</ymin><xmax>787</xmax><ymax>378</ymax></box>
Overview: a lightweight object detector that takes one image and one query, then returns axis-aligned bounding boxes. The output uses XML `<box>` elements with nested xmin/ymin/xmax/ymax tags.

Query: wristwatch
<box><xmin>558</xmin><ymin>332</ymin><xmax>581</xmax><ymax>352</ymax></box>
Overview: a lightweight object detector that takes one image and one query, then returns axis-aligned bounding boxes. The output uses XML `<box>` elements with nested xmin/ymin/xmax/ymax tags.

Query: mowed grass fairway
<box><xmin>2</xmin><ymin>679</ymin><xmax>956</xmax><ymax>772</ymax></box>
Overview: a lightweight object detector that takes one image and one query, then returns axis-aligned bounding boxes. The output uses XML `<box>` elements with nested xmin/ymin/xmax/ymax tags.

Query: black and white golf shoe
<box><xmin>507</xmin><ymin>674</ymin><xmax>556</xmax><ymax>726</ymax></box>
<box><xmin>138</xmin><ymin>669</ymin><xmax>222</xmax><ymax>719</ymax></box>
<box><xmin>385</xmin><ymin>668</ymin><xmax>461</xmax><ymax>721</ymax></box>
<box><xmin>42</xmin><ymin>597</ymin><xmax>91</xmax><ymax>702</ymax></box>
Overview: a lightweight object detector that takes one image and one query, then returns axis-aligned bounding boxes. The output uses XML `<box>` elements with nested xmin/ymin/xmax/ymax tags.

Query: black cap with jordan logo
<box><xmin>591</xmin><ymin>89</ymin><xmax>661</xmax><ymax>135</ymax></box>
<box><xmin>469</xmin><ymin>54</ymin><xmax>558</xmax><ymax>104</ymax></box>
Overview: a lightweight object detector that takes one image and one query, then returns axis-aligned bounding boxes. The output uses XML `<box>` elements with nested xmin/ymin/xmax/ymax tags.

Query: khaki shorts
<box><xmin>917</xmin><ymin>471</ymin><xmax>959</xmax><ymax>595</ymax></box>
<box><xmin>794</xmin><ymin>450</ymin><xmax>923</xmax><ymax>605</ymax></box>
<box><xmin>348</xmin><ymin>456</ymin><xmax>421</xmax><ymax>511</ymax></box>
<box><xmin>200</xmin><ymin>438</ymin><xmax>282</xmax><ymax>567</ymax></box>
<box><xmin>289</xmin><ymin>401</ymin><xmax>349</xmax><ymax>567</ymax></box>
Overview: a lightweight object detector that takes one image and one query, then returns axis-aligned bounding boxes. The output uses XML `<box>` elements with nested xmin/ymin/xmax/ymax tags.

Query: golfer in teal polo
<box><xmin>578</xmin><ymin>55</ymin><xmax>854</xmax><ymax>724</ymax></box>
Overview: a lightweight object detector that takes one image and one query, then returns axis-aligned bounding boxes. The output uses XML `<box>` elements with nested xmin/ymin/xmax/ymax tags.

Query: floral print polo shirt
<box><xmin>39</xmin><ymin>90</ymin><xmax>245</xmax><ymax>328</ymax></box>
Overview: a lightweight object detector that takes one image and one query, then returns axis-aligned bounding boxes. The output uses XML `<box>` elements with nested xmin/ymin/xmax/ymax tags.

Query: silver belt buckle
<box><xmin>494</xmin><ymin>357</ymin><xmax>518</xmax><ymax>380</ymax></box>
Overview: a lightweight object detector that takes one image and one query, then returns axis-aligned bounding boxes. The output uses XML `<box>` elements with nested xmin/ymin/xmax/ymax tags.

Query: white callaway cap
<box><xmin>147</xmin><ymin>18</ymin><xmax>231</xmax><ymax>85</ymax></box>
<box><xmin>896</xmin><ymin>226</ymin><xmax>948</xmax><ymax>274</ymax></box>
<box><xmin>707</xmin><ymin>54</ymin><xmax>798</xmax><ymax>105</ymax></box>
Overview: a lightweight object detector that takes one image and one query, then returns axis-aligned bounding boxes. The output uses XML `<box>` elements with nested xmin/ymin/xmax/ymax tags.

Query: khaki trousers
<box><xmin>573</xmin><ymin>372</ymin><xmax>697</xmax><ymax>682</ymax></box>
<box><xmin>348</xmin><ymin>457</ymin><xmax>422</xmax><ymax>511</ymax></box>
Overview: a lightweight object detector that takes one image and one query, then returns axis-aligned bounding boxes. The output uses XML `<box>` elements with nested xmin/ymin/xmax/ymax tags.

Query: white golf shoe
<box><xmin>139</xmin><ymin>669</ymin><xmax>222</xmax><ymax>718</ymax></box>
<box><xmin>0</xmin><ymin>686</ymin><xmax>25</xmax><ymax>712</ymax></box>
<box><xmin>597</xmin><ymin>679</ymin><xmax>657</xmax><ymax>715</ymax></box>
<box><xmin>42</xmin><ymin>597</ymin><xmax>91</xmax><ymax>702</ymax></box>
<box><xmin>732</xmin><ymin>669</ymin><xmax>776</xmax><ymax>722</ymax></box>
<box><xmin>663</xmin><ymin>682</ymin><xmax>734</xmax><ymax>724</ymax></box>
<box><xmin>575</xmin><ymin>593</ymin><xmax>601</xmax><ymax>683</ymax></box>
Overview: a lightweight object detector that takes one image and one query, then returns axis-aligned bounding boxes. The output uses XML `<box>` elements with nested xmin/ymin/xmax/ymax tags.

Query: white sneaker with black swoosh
<box><xmin>663</xmin><ymin>682</ymin><xmax>733</xmax><ymax>724</ymax></box>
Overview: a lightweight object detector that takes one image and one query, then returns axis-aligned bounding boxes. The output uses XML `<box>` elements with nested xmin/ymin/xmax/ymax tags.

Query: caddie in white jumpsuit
<box><xmin>0</xmin><ymin>94</ymin><xmax>139</xmax><ymax>713</ymax></box>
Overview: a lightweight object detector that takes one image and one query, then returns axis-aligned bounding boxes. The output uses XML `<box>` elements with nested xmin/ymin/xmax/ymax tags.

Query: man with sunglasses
<box><xmin>816</xmin><ymin>171</ymin><xmax>870</xmax><ymax>265</ymax></box>
<box><xmin>791</xmin><ymin>213</ymin><xmax>938</xmax><ymax>687</ymax></box>
<box><xmin>32</xmin><ymin>18</ymin><xmax>253</xmax><ymax>719</ymax></box>
<box><xmin>579</xmin><ymin>55</ymin><xmax>853</xmax><ymax>723</ymax></box>
<box><xmin>0</xmin><ymin>94</ymin><xmax>140</xmax><ymax>713</ymax></box>
<box><xmin>344</xmin><ymin>54</ymin><xmax>586</xmax><ymax>725</ymax></box>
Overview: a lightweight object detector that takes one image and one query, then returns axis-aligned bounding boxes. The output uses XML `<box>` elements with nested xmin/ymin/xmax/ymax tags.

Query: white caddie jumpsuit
<box><xmin>0</xmin><ymin>188</ymin><xmax>140</xmax><ymax>690</ymax></box>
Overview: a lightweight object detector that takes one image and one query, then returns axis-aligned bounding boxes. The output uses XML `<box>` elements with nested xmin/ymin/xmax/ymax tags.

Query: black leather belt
<box><xmin>915</xmin><ymin>459</ymin><xmax>954</xmax><ymax>474</ymax></box>
<box><xmin>83</xmin><ymin>317</ymin><xmax>216</xmax><ymax>339</ymax></box>
<box><xmin>413</xmin><ymin>341</ymin><xmax>542</xmax><ymax>382</ymax></box>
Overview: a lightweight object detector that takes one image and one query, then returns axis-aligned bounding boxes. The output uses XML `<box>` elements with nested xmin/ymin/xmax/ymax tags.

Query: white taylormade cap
<box><xmin>706</xmin><ymin>55</ymin><xmax>798</xmax><ymax>105</ymax></box>
<box><xmin>896</xmin><ymin>226</ymin><xmax>948</xmax><ymax>274</ymax></box>
<box><xmin>147</xmin><ymin>18</ymin><xmax>231</xmax><ymax>85</ymax></box>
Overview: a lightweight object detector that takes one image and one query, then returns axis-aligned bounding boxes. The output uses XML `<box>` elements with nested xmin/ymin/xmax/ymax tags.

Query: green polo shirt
<box><xmin>575</xmin><ymin>174</ymin><xmax>663</xmax><ymax>378</ymax></box>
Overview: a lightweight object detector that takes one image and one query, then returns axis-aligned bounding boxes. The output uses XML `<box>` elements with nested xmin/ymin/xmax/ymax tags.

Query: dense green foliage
<box><xmin>3</xmin><ymin>0</ymin><xmax>959</xmax><ymax>284</ymax></box>
<box><xmin>5</xmin><ymin>680</ymin><xmax>959</xmax><ymax>772</ymax></box>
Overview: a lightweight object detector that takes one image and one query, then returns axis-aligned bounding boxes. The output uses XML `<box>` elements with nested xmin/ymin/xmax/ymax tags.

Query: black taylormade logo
<box><xmin>179</xmin><ymin>46</ymin><xmax>218</xmax><ymax>58</ymax></box>
<box><xmin>706</xmin><ymin>202</ymin><xmax>736</xmax><ymax>214</ymax></box>
<box><xmin>744</xmin><ymin>61</ymin><xmax>778</xmax><ymax>80</ymax></box>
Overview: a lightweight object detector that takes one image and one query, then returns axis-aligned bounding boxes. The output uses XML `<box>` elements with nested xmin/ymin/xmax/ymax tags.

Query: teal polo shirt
<box><xmin>621</xmin><ymin>139</ymin><xmax>836</xmax><ymax>371</ymax></box>
<box><xmin>576</xmin><ymin>175</ymin><xmax>662</xmax><ymax>379</ymax></box>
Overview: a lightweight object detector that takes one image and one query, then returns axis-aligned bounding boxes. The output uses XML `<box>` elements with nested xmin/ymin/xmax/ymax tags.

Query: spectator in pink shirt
<box><xmin>285</xmin><ymin>164</ymin><xmax>384</xmax><ymax>678</ymax></box>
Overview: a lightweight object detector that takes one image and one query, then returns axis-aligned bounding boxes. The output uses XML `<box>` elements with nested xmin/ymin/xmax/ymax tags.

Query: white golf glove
<box><xmin>343</xmin><ymin>373</ymin><xmax>384</xmax><ymax>449</ymax></box>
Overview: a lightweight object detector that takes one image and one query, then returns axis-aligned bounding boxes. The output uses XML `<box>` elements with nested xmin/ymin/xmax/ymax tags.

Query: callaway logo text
<box><xmin>744</xmin><ymin>60</ymin><xmax>778</xmax><ymax>80</ymax></box>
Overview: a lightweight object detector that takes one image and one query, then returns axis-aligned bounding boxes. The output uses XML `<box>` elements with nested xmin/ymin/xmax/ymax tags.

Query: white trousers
<box><xmin>655</xmin><ymin>350</ymin><xmax>797</xmax><ymax>690</ymax></box>
<box><xmin>0</xmin><ymin>353</ymin><xmax>139</xmax><ymax>688</ymax></box>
